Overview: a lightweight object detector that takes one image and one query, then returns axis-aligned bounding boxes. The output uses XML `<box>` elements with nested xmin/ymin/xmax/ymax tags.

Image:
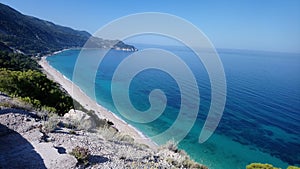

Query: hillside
<box><xmin>0</xmin><ymin>3</ymin><xmax>137</xmax><ymax>55</ymax></box>
<box><xmin>0</xmin><ymin>95</ymin><xmax>208</xmax><ymax>169</ymax></box>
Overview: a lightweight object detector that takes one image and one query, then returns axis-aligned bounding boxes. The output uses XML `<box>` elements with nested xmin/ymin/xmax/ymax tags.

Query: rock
<box><xmin>32</xmin><ymin>142</ymin><xmax>77</xmax><ymax>169</ymax></box>
<box><xmin>0</xmin><ymin>96</ymin><xmax>207</xmax><ymax>169</ymax></box>
<box><xmin>25</xmin><ymin>117</ymin><xmax>31</xmax><ymax>122</ymax></box>
<box><xmin>45</xmin><ymin>137</ymin><xmax>55</xmax><ymax>142</ymax></box>
<box><xmin>64</xmin><ymin>109</ymin><xmax>96</xmax><ymax>130</ymax></box>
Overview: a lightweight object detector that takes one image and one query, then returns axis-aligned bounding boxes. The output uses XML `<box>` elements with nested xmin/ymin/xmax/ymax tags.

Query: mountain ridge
<box><xmin>0</xmin><ymin>3</ymin><xmax>137</xmax><ymax>55</ymax></box>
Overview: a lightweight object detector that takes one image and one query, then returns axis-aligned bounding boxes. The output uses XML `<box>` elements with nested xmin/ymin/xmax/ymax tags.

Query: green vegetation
<box><xmin>70</xmin><ymin>146</ymin><xmax>90</xmax><ymax>165</ymax></box>
<box><xmin>0</xmin><ymin>51</ymin><xmax>84</xmax><ymax>115</ymax></box>
<box><xmin>246</xmin><ymin>163</ymin><xmax>300</xmax><ymax>169</ymax></box>
<box><xmin>0</xmin><ymin>3</ymin><xmax>136</xmax><ymax>55</ymax></box>
<box><xmin>0</xmin><ymin>97</ymin><xmax>34</xmax><ymax>112</ymax></box>
<box><xmin>287</xmin><ymin>166</ymin><xmax>300</xmax><ymax>169</ymax></box>
<box><xmin>0</xmin><ymin>68</ymin><xmax>74</xmax><ymax>115</ymax></box>
<box><xmin>0</xmin><ymin>51</ymin><xmax>40</xmax><ymax>71</ymax></box>
<box><xmin>246</xmin><ymin>163</ymin><xmax>280</xmax><ymax>169</ymax></box>
<box><xmin>181</xmin><ymin>159</ymin><xmax>207</xmax><ymax>169</ymax></box>
<box><xmin>160</xmin><ymin>140</ymin><xmax>208</xmax><ymax>169</ymax></box>
<box><xmin>42</xmin><ymin>114</ymin><xmax>60</xmax><ymax>133</ymax></box>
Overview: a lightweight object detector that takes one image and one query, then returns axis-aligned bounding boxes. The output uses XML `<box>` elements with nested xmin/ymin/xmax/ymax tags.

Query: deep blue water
<box><xmin>47</xmin><ymin>45</ymin><xmax>300</xmax><ymax>169</ymax></box>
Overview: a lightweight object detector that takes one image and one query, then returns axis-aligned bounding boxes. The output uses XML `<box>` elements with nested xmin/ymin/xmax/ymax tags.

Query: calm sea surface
<box><xmin>47</xmin><ymin>45</ymin><xmax>300</xmax><ymax>169</ymax></box>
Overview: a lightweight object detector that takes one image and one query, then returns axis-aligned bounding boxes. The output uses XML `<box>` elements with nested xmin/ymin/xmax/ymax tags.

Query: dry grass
<box><xmin>42</xmin><ymin>113</ymin><xmax>60</xmax><ymax>133</ymax></box>
<box><xmin>161</xmin><ymin>139</ymin><xmax>178</xmax><ymax>152</ymax></box>
<box><xmin>96</xmin><ymin>125</ymin><xmax>136</xmax><ymax>144</ymax></box>
<box><xmin>160</xmin><ymin>139</ymin><xmax>207</xmax><ymax>169</ymax></box>
<box><xmin>0</xmin><ymin>97</ymin><xmax>34</xmax><ymax>112</ymax></box>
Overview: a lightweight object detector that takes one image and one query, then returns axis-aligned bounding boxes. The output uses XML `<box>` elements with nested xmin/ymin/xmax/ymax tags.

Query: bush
<box><xmin>287</xmin><ymin>166</ymin><xmax>300</xmax><ymax>169</ymax></box>
<box><xmin>246</xmin><ymin>163</ymin><xmax>280</xmax><ymax>169</ymax></box>
<box><xmin>0</xmin><ymin>102</ymin><xmax>11</xmax><ymax>108</ymax></box>
<box><xmin>40</xmin><ymin>106</ymin><xmax>56</xmax><ymax>114</ymax></box>
<box><xmin>117</xmin><ymin>134</ymin><xmax>134</xmax><ymax>143</ymax></box>
<box><xmin>162</xmin><ymin>139</ymin><xmax>178</xmax><ymax>152</ymax></box>
<box><xmin>0</xmin><ymin>51</ymin><xmax>40</xmax><ymax>71</ymax></box>
<box><xmin>247</xmin><ymin>163</ymin><xmax>300</xmax><ymax>169</ymax></box>
<box><xmin>70</xmin><ymin>146</ymin><xmax>90</xmax><ymax>165</ymax></box>
<box><xmin>97</xmin><ymin>125</ymin><xmax>119</xmax><ymax>140</ymax></box>
<box><xmin>0</xmin><ymin>68</ymin><xmax>74</xmax><ymax>115</ymax></box>
<box><xmin>0</xmin><ymin>97</ymin><xmax>34</xmax><ymax>111</ymax></box>
<box><xmin>182</xmin><ymin>159</ymin><xmax>208</xmax><ymax>169</ymax></box>
<box><xmin>166</xmin><ymin>157</ymin><xmax>207</xmax><ymax>169</ymax></box>
<box><xmin>68</xmin><ymin>129</ymin><xmax>77</xmax><ymax>135</ymax></box>
<box><xmin>43</xmin><ymin>114</ymin><xmax>59</xmax><ymax>133</ymax></box>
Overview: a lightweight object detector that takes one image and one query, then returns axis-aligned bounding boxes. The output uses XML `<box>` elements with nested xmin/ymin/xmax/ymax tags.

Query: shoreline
<box><xmin>38</xmin><ymin>51</ymin><xmax>158</xmax><ymax>149</ymax></box>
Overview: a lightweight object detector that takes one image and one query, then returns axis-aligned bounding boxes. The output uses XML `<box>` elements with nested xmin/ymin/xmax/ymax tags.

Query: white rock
<box><xmin>64</xmin><ymin>109</ymin><xmax>96</xmax><ymax>130</ymax></box>
<box><xmin>32</xmin><ymin>142</ymin><xmax>77</xmax><ymax>169</ymax></box>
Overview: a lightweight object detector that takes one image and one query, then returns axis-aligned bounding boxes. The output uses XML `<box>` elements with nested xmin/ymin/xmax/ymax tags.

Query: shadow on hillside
<box><xmin>0</xmin><ymin>108</ymin><xmax>39</xmax><ymax>118</ymax></box>
<box><xmin>0</xmin><ymin>122</ymin><xmax>46</xmax><ymax>169</ymax></box>
<box><xmin>89</xmin><ymin>155</ymin><xmax>110</xmax><ymax>164</ymax></box>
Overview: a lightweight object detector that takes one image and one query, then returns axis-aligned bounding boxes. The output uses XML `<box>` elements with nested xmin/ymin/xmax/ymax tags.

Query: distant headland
<box><xmin>0</xmin><ymin>3</ymin><xmax>137</xmax><ymax>56</ymax></box>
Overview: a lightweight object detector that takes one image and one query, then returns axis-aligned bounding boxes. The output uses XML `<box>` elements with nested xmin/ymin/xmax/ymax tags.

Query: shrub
<box><xmin>43</xmin><ymin>114</ymin><xmax>59</xmax><ymax>133</ymax></box>
<box><xmin>247</xmin><ymin>163</ymin><xmax>300</xmax><ymax>169</ymax></box>
<box><xmin>63</xmin><ymin>119</ymin><xmax>80</xmax><ymax>130</ymax></box>
<box><xmin>178</xmin><ymin>149</ymin><xmax>188</xmax><ymax>157</ymax></box>
<box><xmin>162</xmin><ymin>139</ymin><xmax>178</xmax><ymax>152</ymax></box>
<box><xmin>166</xmin><ymin>158</ymin><xmax>179</xmax><ymax>167</ymax></box>
<box><xmin>68</xmin><ymin>129</ymin><xmax>77</xmax><ymax>135</ymax></box>
<box><xmin>287</xmin><ymin>166</ymin><xmax>300</xmax><ymax>169</ymax></box>
<box><xmin>40</xmin><ymin>106</ymin><xmax>56</xmax><ymax>114</ymax></box>
<box><xmin>0</xmin><ymin>97</ymin><xmax>35</xmax><ymax>112</ymax></box>
<box><xmin>0</xmin><ymin>101</ymin><xmax>12</xmax><ymax>108</ymax></box>
<box><xmin>135</xmin><ymin>143</ymin><xmax>150</xmax><ymax>150</ymax></box>
<box><xmin>0</xmin><ymin>68</ymin><xmax>75</xmax><ymax>115</ymax></box>
<box><xmin>181</xmin><ymin>159</ymin><xmax>208</xmax><ymax>169</ymax></box>
<box><xmin>117</xmin><ymin>134</ymin><xmax>134</xmax><ymax>143</ymax></box>
<box><xmin>246</xmin><ymin>163</ymin><xmax>280</xmax><ymax>169</ymax></box>
<box><xmin>0</xmin><ymin>51</ymin><xmax>40</xmax><ymax>71</ymax></box>
<box><xmin>166</xmin><ymin>157</ymin><xmax>207</xmax><ymax>169</ymax></box>
<box><xmin>70</xmin><ymin>146</ymin><xmax>90</xmax><ymax>165</ymax></box>
<box><xmin>97</xmin><ymin>126</ymin><xmax>118</xmax><ymax>140</ymax></box>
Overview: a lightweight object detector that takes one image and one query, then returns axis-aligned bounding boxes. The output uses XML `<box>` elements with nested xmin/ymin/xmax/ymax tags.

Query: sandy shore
<box><xmin>38</xmin><ymin>55</ymin><xmax>157</xmax><ymax>149</ymax></box>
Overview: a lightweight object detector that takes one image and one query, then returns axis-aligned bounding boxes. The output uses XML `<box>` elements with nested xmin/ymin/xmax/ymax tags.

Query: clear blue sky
<box><xmin>1</xmin><ymin>0</ymin><xmax>300</xmax><ymax>53</ymax></box>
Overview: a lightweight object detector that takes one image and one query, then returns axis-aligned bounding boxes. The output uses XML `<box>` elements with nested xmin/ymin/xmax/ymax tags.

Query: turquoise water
<box><xmin>47</xmin><ymin>45</ymin><xmax>300</xmax><ymax>169</ymax></box>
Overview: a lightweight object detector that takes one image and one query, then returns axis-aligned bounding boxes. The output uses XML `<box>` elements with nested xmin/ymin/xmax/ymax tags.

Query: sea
<box><xmin>47</xmin><ymin>44</ymin><xmax>300</xmax><ymax>169</ymax></box>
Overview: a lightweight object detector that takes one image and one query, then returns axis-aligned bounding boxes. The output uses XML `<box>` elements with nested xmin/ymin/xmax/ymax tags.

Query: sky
<box><xmin>1</xmin><ymin>0</ymin><xmax>300</xmax><ymax>53</ymax></box>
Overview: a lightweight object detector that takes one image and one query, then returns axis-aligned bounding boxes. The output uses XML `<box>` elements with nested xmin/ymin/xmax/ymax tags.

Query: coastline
<box><xmin>38</xmin><ymin>51</ymin><xmax>158</xmax><ymax>149</ymax></box>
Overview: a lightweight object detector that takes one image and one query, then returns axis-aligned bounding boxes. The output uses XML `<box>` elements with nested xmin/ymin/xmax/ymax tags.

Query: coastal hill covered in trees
<box><xmin>0</xmin><ymin>3</ymin><xmax>137</xmax><ymax>55</ymax></box>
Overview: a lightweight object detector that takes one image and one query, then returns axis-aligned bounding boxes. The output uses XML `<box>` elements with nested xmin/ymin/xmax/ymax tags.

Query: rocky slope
<box><xmin>0</xmin><ymin>94</ymin><xmax>207</xmax><ymax>169</ymax></box>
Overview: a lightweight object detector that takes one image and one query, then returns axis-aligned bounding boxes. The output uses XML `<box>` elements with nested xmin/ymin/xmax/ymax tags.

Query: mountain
<box><xmin>0</xmin><ymin>3</ymin><xmax>137</xmax><ymax>55</ymax></box>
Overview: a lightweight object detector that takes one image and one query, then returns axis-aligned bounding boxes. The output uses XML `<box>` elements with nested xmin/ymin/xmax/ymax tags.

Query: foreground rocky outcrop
<box><xmin>0</xmin><ymin>94</ymin><xmax>207</xmax><ymax>169</ymax></box>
